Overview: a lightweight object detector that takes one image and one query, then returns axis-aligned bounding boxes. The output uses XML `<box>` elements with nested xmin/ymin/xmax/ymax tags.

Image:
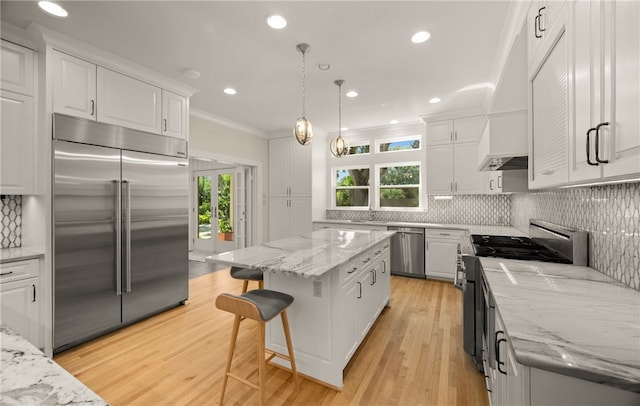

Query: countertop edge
<box><xmin>0</xmin><ymin>247</ymin><xmax>45</xmax><ymax>264</ymax></box>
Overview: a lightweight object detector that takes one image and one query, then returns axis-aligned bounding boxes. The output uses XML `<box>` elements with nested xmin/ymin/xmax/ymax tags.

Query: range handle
<box><xmin>114</xmin><ymin>180</ymin><xmax>122</xmax><ymax>295</ymax></box>
<box><xmin>122</xmin><ymin>180</ymin><xmax>132</xmax><ymax>293</ymax></box>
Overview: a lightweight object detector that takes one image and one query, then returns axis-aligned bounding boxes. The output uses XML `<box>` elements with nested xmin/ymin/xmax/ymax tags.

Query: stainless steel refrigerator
<box><xmin>52</xmin><ymin>114</ymin><xmax>189</xmax><ymax>353</ymax></box>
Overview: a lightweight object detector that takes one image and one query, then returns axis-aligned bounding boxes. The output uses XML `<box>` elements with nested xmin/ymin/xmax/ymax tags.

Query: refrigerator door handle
<box><xmin>123</xmin><ymin>180</ymin><xmax>132</xmax><ymax>293</ymax></box>
<box><xmin>114</xmin><ymin>180</ymin><xmax>123</xmax><ymax>295</ymax></box>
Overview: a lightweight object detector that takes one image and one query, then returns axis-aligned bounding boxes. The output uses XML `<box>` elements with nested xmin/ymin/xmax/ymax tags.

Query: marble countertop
<box><xmin>0</xmin><ymin>325</ymin><xmax>107</xmax><ymax>405</ymax></box>
<box><xmin>0</xmin><ymin>247</ymin><xmax>44</xmax><ymax>264</ymax></box>
<box><xmin>480</xmin><ymin>257</ymin><xmax>640</xmax><ymax>393</ymax></box>
<box><xmin>206</xmin><ymin>228</ymin><xmax>395</xmax><ymax>278</ymax></box>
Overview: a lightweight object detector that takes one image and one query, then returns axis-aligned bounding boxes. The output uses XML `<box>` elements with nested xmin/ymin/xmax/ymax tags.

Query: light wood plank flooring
<box><xmin>55</xmin><ymin>270</ymin><xmax>489</xmax><ymax>406</ymax></box>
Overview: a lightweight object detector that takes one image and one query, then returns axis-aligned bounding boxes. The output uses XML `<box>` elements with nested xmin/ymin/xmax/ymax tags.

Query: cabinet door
<box><xmin>1</xmin><ymin>40</ymin><xmax>34</xmax><ymax>95</ymax></box>
<box><xmin>97</xmin><ymin>67</ymin><xmax>161</xmax><ymax>133</ymax></box>
<box><xmin>357</xmin><ymin>269</ymin><xmax>374</xmax><ymax>339</ymax></box>
<box><xmin>290</xmin><ymin>140</ymin><xmax>312</xmax><ymax>196</ymax></box>
<box><xmin>453</xmin><ymin>116</ymin><xmax>484</xmax><ymax>143</ymax></box>
<box><xmin>530</xmin><ymin>30</ymin><xmax>569</xmax><ymax>188</ymax></box>
<box><xmin>268</xmin><ymin>198</ymin><xmax>290</xmax><ymax>241</ymax></box>
<box><xmin>570</xmin><ymin>0</ymin><xmax>604</xmax><ymax>182</ymax></box>
<box><xmin>51</xmin><ymin>50</ymin><xmax>97</xmax><ymax>120</ymax></box>
<box><xmin>269</xmin><ymin>138</ymin><xmax>290</xmax><ymax>197</ymax></box>
<box><xmin>289</xmin><ymin>199</ymin><xmax>312</xmax><ymax>237</ymax></box>
<box><xmin>426</xmin><ymin>237</ymin><xmax>458</xmax><ymax>280</ymax></box>
<box><xmin>454</xmin><ymin>142</ymin><xmax>486</xmax><ymax>194</ymax></box>
<box><xmin>342</xmin><ymin>279</ymin><xmax>360</xmax><ymax>364</ymax></box>
<box><xmin>1</xmin><ymin>91</ymin><xmax>35</xmax><ymax>194</ymax></box>
<box><xmin>426</xmin><ymin>144</ymin><xmax>454</xmax><ymax>194</ymax></box>
<box><xmin>1</xmin><ymin>278</ymin><xmax>41</xmax><ymax>348</ymax></box>
<box><xmin>161</xmin><ymin>90</ymin><xmax>187</xmax><ymax>139</ymax></box>
<box><xmin>528</xmin><ymin>1</ymin><xmax>544</xmax><ymax>69</ymax></box>
<box><xmin>601</xmin><ymin>0</ymin><xmax>640</xmax><ymax>179</ymax></box>
<box><xmin>426</xmin><ymin>120</ymin><xmax>453</xmax><ymax>146</ymax></box>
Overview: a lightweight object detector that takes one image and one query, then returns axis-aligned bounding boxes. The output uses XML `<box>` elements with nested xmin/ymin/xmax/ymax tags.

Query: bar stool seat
<box><xmin>215</xmin><ymin>289</ymin><xmax>298</xmax><ymax>406</ymax></box>
<box><xmin>230</xmin><ymin>266</ymin><xmax>264</xmax><ymax>293</ymax></box>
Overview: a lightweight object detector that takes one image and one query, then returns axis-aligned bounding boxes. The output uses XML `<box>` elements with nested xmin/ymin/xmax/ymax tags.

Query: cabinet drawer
<box><xmin>371</xmin><ymin>240</ymin><xmax>390</xmax><ymax>261</ymax></box>
<box><xmin>427</xmin><ymin>229</ymin><xmax>464</xmax><ymax>240</ymax></box>
<box><xmin>341</xmin><ymin>250</ymin><xmax>373</xmax><ymax>285</ymax></box>
<box><xmin>0</xmin><ymin>259</ymin><xmax>39</xmax><ymax>283</ymax></box>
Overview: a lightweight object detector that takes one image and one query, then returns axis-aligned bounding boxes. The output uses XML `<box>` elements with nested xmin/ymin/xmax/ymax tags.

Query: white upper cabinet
<box><xmin>528</xmin><ymin>0</ymin><xmax>567</xmax><ymax>74</ymax></box>
<box><xmin>269</xmin><ymin>137</ymin><xmax>312</xmax><ymax>198</ymax></box>
<box><xmin>569</xmin><ymin>0</ymin><xmax>640</xmax><ymax>183</ymax></box>
<box><xmin>426</xmin><ymin>116</ymin><xmax>486</xmax><ymax>194</ymax></box>
<box><xmin>50</xmin><ymin>49</ymin><xmax>189</xmax><ymax>139</ymax></box>
<box><xmin>1</xmin><ymin>40</ymin><xmax>34</xmax><ymax>95</ymax></box>
<box><xmin>161</xmin><ymin>90</ymin><xmax>187</xmax><ymax>140</ymax></box>
<box><xmin>97</xmin><ymin>67</ymin><xmax>162</xmax><ymax>134</ymax></box>
<box><xmin>1</xmin><ymin>40</ymin><xmax>37</xmax><ymax>195</ymax></box>
<box><xmin>51</xmin><ymin>50</ymin><xmax>97</xmax><ymax>120</ymax></box>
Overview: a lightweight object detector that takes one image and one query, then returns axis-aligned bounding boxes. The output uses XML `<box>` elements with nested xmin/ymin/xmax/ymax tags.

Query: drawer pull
<box><xmin>374</xmin><ymin>250</ymin><xmax>381</xmax><ymax>255</ymax></box>
<box><xmin>440</xmin><ymin>233</ymin><xmax>450</xmax><ymax>236</ymax></box>
<box><xmin>348</xmin><ymin>267</ymin><xmax>357</xmax><ymax>274</ymax></box>
<box><xmin>0</xmin><ymin>271</ymin><xmax>14</xmax><ymax>276</ymax></box>
<box><xmin>362</xmin><ymin>257</ymin><xmax>370</xmax><ymax>263</ymax></box>
<box><xmin>32</xmin><ymin>284</ymin><xmax>37</xmax><ymax>302</ymax></box>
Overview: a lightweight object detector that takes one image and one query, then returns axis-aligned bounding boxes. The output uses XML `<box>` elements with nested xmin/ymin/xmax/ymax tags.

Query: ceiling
<box><xmin>1</xmin><ymin>1</ymin><xmax>512</xmax><ymax>137</ymax></box>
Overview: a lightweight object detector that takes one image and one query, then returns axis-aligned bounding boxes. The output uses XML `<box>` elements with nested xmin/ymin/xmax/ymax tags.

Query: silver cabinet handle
<box><xmin>0</xmin><ymin>271</ymin><xmax>13</xmax><ymax>276</ymax></box>
<box><xmin>163</xmin><ymin>118</ymin><xmax>168</xmax><ymax>132</ymax></box>
<box><xmin>357</xmin><ymin>281</ymin><xmax>362</xmax><ymax>299</ymax></box>
<box><xmin>115</xmin><ymin>180</ymin><xmax>122</xmax><ymax>295</ymax></box>
<box><xmin>123</xmin><ymin>180</ymin><xmax>132</xmax><ymax>293</ymax></box>
<box><xmin>370</xmin><ymin>270</ymin><xmax>375</xmax><ymax>285</ymax></box>
<box><xmin>489</xmin><ymin>179</ymin><xmax>494</xmax><ymax>190</ymax></box>
<box><xmin>348</xmin><ymin>266</ymin><xmax>357</xmax><ymax>274</ymax></box>
<box><xmin>497</xmin><ymin>175</ymin><xmax>502</xmax><ymax>189</ymax></box>
<box><xmin>90</xmin><ymin>100</ymin><xmax>95</xmax><ymax>116</ymax></box>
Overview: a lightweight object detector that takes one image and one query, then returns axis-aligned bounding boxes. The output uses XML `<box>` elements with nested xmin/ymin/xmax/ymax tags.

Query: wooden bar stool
<box><xmin>230</xmin><ymin>266</ymin><xmax>264</xmax><ymax>293</ymax></box>
<box><xmin>215</xmin><ymin>289</ymin><xmax>298</xmax><ymax>406</ymax></box>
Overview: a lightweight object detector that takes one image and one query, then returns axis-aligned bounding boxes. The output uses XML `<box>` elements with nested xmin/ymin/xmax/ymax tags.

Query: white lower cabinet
<box><xmin>426</xmin><ymin>229</ymin><xmax>463</xmax><ymax>280</ymax></box>
<box><xmin>1</xmin><ymin>260</ymin><xmax>41</xmax><ymax>348</ymax></box>
<box><xmin>268</xmin><ymin>198</ymin><xmax>311</xmax><ymax>241</ymax></box>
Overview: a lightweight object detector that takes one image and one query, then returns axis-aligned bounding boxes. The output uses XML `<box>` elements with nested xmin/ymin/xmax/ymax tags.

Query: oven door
<box><xmin>481</xmin><ymin>270</ymin><xmax>496</xmax><ymax>370</ymax></box>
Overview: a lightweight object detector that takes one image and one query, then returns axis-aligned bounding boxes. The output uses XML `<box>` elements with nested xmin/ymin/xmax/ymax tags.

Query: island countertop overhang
<box><xmin>205</xmin><ymin>228</ymin><xmax>396</xmax><ymax>279</ymax></box>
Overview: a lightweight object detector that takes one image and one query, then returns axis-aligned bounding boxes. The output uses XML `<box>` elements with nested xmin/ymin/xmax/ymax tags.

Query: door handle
<box><xmin>123</xmin><ymin>180</ymin><xmax>132</xmax><ymax>293</ymax></box>
<box><xmin>114</xmin><ymin>180</ymin><xmax>122</xmax><ymax>295</ymax></box>
<box><xmin>32</xmin><ymin>284</ymin><xmax>36</xmax><ymax>302</ymax></box>
<box><xmin>489</xmin><ymin>179</ymin><xmax>494</xmax><ymax>190</ymax></box>
<box><xmin>534</xmin><ymin>14</ymin><xmax>542</xmax><ymax>38</ymax></box>
<box><xmin>163</xmin><ymin>118</ymin><xmax>168</xmax><ymax>132</ymax></box>
<box><xmin>595</xmin><ymin>122</ymin><xmax>609</xmax><ymax>163</ymax></box>
<box><xmin>357</xmin><ymin>282</ymin><xmax>362</xmax><ymax>299</ymax></box>
<box><xmin>538</xmin><ymin>7</ymin><xmax>546</xmax><ymax>32</ymax></box>
<box><xmin>90</xmin><ymin>99</ymin><xmax>95</xmax><ymax>116</ymax></box>
<box><xmin>586</xmin><ymin>128</ymin><xmax>599</xmax><ymax>166</ymax></box>
<box><xmin>497</xmin><ymin>175</ymin><xmax>502</xmax><ymax>189</ymax></box>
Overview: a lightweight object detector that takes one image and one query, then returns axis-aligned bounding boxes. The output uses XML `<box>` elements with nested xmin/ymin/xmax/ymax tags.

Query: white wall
<box><xmin>189</xmin><ymin>112</ymin><xmax>269</xmax><ymax>243</ymax></box>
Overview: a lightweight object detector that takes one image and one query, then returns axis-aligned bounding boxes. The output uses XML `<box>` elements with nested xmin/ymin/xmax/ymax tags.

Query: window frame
<box><xmin>375</xmin><ymin>161</ymin><xmax>422</xmax><ymax>210</ymax></box>
<box><xmin>375</xmin><ymin>135</ymin><xmax>422</xmax><ymax>154</ymax></box>
<box><xmin>333</xmin><ymin>165</ymin><xmax>371</xmax><ymax>210</ymax></box>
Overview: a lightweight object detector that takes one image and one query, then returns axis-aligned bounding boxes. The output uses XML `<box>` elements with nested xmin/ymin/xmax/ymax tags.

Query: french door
<box><xmin>193</xmin><ymin>169</ymin><xmax>245</xmax><ymax>253</ymax></box>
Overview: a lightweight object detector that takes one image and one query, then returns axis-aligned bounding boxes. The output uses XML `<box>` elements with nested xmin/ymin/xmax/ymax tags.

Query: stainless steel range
<box><xmin>462</xmin><ymin>220</ymin><xmax>589</xmax><ymax>372</ymax></box>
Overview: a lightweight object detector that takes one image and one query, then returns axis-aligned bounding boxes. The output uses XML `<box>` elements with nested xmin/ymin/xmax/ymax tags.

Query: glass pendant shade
<box><xmin>293</xmin><ymin>43</ymin><xmax>313</xmax><ymax>146</ymax></box>
<box><xmin>294</xmin><ymin>117</ymin><xmax>314</xmax><ymax>145</ymax></box>
<box><xmin>330</xmin><ymin>134</ymin><xmax>350</xmax><ymax>157</ymax></box>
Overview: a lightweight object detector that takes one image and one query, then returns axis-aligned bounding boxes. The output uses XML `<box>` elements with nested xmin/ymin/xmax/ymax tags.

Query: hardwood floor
<box><xmin>54</xmin><ymin>271</ymin><xmax>489</xmax><ymax>406</ymax></box>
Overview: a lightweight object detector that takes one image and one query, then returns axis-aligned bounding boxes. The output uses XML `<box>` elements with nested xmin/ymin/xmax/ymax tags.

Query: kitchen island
<box><xmin>206</xmin><ymin>228</ymin><xmax>394</xmax><ymax>388</ymax></box>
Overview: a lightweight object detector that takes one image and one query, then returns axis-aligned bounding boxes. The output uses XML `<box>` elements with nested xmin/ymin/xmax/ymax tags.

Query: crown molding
<box><xmin>190</xmin><ymin>108</ymin><xmax>267</xmax><ymax>138</ymax></box>
<box><xmin>420</xmin><ymin>108</ymin><xmax>486</xmax><ymax>123</ymax></box>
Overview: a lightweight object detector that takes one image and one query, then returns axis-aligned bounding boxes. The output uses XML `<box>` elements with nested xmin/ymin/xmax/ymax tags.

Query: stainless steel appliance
<box><xmin>461</xmin><ymin>220</ymin><xmax>589</xmax><ymax>390</ymax></box>
<box><xmin>387</xmin><ymin>226</ymin><xmax>425</xmax><ymax>278</ymax></box>
<box><xmin>53</xmin><ymin>114</ymin><xmax>189</xmax><ymax>353</ymax></box>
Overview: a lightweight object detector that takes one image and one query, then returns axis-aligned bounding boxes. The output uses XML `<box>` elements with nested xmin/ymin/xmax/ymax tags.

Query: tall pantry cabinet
<box><xmin>268</xmin><ymin>137</ymin><xmax>312</xmax><ymax>241</ymax></box>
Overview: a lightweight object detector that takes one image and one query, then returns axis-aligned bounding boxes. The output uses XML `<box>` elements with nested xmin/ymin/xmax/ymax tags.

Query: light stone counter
<box><xmin>0</xmin><ymin>247</ymin><xmax>44</xmax><ymax>264</ymax></box>
<box><xmin>480</xmin><ymin>257</ymin><xmax>640</xmax><ymax>393</ymax></box>
<box><xmin>206</xmin><ymin>228</ymin><xmax>395</xmax><ymax>278</ymax></box>
<box><xmin>0</xmin><ymin>325</ymin><xmax>107</xmax><ymax>405</ymax></box>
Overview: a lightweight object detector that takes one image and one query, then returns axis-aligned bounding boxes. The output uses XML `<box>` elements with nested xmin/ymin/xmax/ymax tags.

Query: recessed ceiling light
<box><xmin>429</xmin><ymin>97</ymin><xmax>441</xmax><ymax>104</ymax></box>
<box><xmin>38</xmin><ymin>1</ymin><xmax>68</xmax><ymax>17</ymax></box>
<box><xmin>317</xmin><ymin>63</ymin><xmax>331</xmax><ymax>71</ymax></box>
<box><xmin>411</xmin><ymin>31</ymin><xmax>431</xmax><ymax>44</ymax></box>
<box><xmin>389</xmin><ymin>120</ymin><xmax>399</xmax><ymax>125</ymax></box>
<box><xmin>266</xmin><ymin>14</ymin><xmax>287</xmax><ymax>29</ymax></box>
<box><xmin>457</xmin><ymin>82</ymin><xmax>496</xmax><ymax>92</ymax></box>
<box><xmin>223</xmin><ymin>88</ymin><xmax>237</xmax><ymax>95</ymax></box>
<box><xmin>346</xmin><ymin>91</ymin><xmax>358</xmax><ymax>98</ymax></box>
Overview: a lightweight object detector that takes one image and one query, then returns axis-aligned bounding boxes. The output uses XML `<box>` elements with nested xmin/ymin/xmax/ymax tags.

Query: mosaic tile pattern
<box><xmin>0</xmin><ymin>195</ymin><xmax>22</xmax><ymax>248</ymax></box>
<box><xmin>327</xmin><ymin>194</ymin><xmax>511</xmax><ymax>225</ymax></box>
<box><xmin>511</xmin><ymin>182</ymin><xmax>640</xmax><ymax>291</ymax></box>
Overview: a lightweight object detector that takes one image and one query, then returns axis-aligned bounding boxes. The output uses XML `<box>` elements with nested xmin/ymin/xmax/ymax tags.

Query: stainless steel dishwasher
<box><xmin>388</xmin><ymin>226</ymin><xmax>426</xmax><ymax>278</ymax></box>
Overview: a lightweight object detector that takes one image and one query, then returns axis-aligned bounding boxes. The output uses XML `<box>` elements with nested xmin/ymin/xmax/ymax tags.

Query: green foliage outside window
<box><xmin>217</xmin><ymin>174</ymin><xmax>232</xmax><ymax>233</ymax></box>
<box><xmin>379</xmin><ymin>165</ymin><xmax>419</xmax><ymax>207</ymax></box>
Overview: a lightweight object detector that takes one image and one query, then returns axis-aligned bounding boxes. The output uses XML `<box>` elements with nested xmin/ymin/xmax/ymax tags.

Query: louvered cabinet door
<box><xmin>529</xmin><ymin>30</ymin><xmax>569</xmax><ymax>189</ymax></box>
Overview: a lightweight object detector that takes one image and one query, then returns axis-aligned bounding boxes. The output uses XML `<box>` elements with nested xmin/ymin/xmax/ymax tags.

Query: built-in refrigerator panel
<box><xmin>53</xmin><ymin>140</ymin><xmax>123</xmax><ymax>350</ymax></box>
<box><xmin>121</xmin><ymin>150</ymin><xmax>188</xmax><ymax>323</ymax></box>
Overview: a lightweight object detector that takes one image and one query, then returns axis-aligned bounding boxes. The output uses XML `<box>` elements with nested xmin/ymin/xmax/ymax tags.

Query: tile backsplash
<box><xmin>1</xmin><ymin>195</ymin><xmax>22</xmax><ymax>248</ymax></box>
<box><xmin>511</xmin><ymin>182</ymin><xmax>640</xmax><ymax>291</ymax></box>
<box><xmin>327</xmin><ymin>194</ymin><xmax>511</xmax><ymax>225</ymax></box>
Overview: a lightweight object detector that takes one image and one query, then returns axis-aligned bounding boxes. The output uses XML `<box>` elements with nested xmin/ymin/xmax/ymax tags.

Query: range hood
<box><xmin>478</xmin><ymin>25</ymin><xmax>528</xmax><ymax>172</ymax></box>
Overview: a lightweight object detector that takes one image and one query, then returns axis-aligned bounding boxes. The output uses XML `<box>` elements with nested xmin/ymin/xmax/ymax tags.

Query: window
<box><xmin>335</xmin><ymin>168</ymin><xmax>370</xmax><ymax>207</ymax></box>
<box><xmin>378</xmin><ymin>137</ymin><xmax>421</xmax><ymax>153</ymax></box>
<box><xmin>347</xmin><ymin>143</ymin><xmax>370</xmax><ymax>155</ymax></box>
<box><xmin>378</xmin><ymin>164</ymin><xmax>420</xmax><ymax>208</ymax></box>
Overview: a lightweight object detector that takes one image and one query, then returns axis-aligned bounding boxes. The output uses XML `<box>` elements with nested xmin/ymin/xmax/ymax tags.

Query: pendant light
<box><xmin>293</xmin><ymin>43</ymin><xmax>313</xmax><ymax>145</ymax></box>
<box><xmin>330</xmin><ymin>79</ymin><xmax>350</xmax><ymax>157</ymax></box>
